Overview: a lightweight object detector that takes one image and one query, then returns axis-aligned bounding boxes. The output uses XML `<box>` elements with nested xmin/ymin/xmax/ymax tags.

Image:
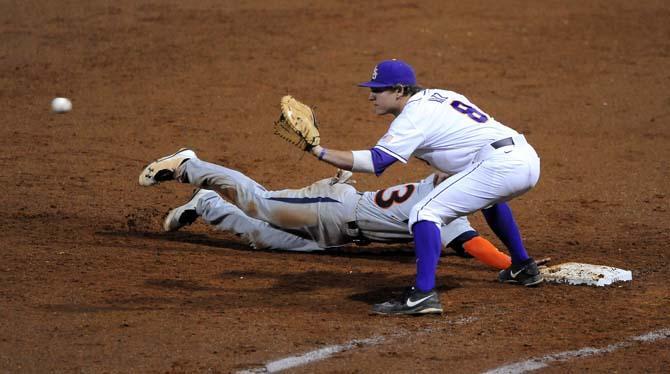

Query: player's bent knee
<box><xmin>408</xmin><ymin>206</ymin><xmax>443</xmax><ymax>233</ymax></box>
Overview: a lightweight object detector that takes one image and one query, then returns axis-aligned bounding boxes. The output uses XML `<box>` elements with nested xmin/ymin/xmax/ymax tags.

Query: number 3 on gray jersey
<box><xmin>374</xmin><ymin>184</ymin><xmax>416</xmax><ymax>209</ymax></box>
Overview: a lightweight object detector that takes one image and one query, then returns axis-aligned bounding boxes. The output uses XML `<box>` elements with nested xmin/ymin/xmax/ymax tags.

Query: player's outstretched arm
<box><xmin>309</xmin><ymin>145</ymin><xmax>356</xmax><ymax>171</ymax></box>
<box><xmin>273</xmin><ymin>95</ymin><xmax>398</xmax><ymax>175</ymax></box>
<box><xmin>310</xmin><ymin>145</ymin><xmax>397</xmax><ymax>175</ymax></box>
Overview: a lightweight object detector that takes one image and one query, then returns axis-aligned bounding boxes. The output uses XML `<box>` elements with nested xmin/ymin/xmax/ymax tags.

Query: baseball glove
<box><xmin>274</xmin><ymin>95</ymin><xmax>320</xmax><ymax>151</ymax></box>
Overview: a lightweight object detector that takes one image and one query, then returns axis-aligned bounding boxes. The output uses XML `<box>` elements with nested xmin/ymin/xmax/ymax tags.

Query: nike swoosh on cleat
<box><xmin>406</xmin><ymin>295</ymin><xmax>432</xmax><ymax>307</ymax></box>
<box><xmin>510</xmin><ymin>269</ymin><xmax>524</xmax><ymax>278</ymax></box>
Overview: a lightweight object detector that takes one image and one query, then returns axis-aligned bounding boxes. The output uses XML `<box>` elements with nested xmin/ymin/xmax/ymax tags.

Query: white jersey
<box><xmin>375</xmin><ymin>89</ymin><xmax>519</xmax><ymax>174</ymax></box>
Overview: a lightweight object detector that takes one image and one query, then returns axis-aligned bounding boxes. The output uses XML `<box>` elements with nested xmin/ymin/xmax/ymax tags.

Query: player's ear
<box><xmin>395</xmin><ymin>85</ymin><xmax>405</xmax><ymax>99</ymax></box>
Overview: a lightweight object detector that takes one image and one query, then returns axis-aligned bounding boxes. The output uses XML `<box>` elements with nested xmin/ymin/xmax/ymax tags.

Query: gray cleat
<box><xmin>163</xmin><ymin>189</ymin><xmax>218</xmax><ymax>232</ymax></box>
<box><xmin>139</xmin><ymin>148</ymin><xmax>197</xmax><ymax>186</ymax></box>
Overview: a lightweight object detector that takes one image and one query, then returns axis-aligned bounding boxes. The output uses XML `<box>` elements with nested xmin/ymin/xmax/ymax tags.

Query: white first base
<box><xmin>539</xmin><ymin>262</ymin><xmax>632</xmax><ymax>287</ymax></box>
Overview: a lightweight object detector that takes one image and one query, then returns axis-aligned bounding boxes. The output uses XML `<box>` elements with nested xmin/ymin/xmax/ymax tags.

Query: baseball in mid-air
<box><xmin>51</xmin><ymin>97</ymin><xmax>72</xmax><ymax>113</ymax></box>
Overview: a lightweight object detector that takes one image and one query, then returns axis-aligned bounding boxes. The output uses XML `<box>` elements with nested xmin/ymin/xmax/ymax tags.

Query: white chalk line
<box><xmin>236</xmin><ymin>316</ymin><xmax>477</xmax><ymax>373</ymax></box>
<box><xmin>483</xmin><ymin>327</ymin><xmax>670</xmax><ymax>374</ymax></box>
<box><xmin>236</xmin><ymin>336</ymin><xmax>384</xmax><ymax>374</ymax></box>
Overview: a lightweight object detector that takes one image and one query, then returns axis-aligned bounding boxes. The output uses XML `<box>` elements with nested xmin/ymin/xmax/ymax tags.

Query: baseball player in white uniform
<box><xmin>138</xmin><ymin>150</ymin><xmax>512</xmax><ymax>270</ymax></box>
<box><xmin>307</xmin><ymin>59</ymin><xmax>542</xmax><ymax>315</ymax></box>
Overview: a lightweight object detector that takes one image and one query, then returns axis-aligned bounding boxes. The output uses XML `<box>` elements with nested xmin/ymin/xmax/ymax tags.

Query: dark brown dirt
<box><xmin>1</xmin><ymin>0</ymin><xmax>669</xmax><ymax>372</ymax></box>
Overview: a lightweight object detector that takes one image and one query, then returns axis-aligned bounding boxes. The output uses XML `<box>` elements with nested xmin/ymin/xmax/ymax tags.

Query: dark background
<box><xmin>1</xmin><ymin>1</ymin><xmax>668</xmax><ymax>372</ymax></box>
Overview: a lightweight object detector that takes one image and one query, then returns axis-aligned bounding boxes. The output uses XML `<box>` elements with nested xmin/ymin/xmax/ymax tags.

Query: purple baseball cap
<box><xmin>358</xmin><ymin>59</ymin><xmax>417</xmax><ymax>88</ymax></box>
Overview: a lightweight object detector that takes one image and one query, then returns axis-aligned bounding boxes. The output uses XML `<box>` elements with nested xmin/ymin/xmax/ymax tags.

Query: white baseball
<box><xmin>51</xmin><ymin>97</ymin><xmax>72</xmax><ymax>113</ymax></box>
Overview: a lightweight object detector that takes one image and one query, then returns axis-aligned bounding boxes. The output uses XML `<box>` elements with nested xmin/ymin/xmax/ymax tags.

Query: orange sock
<box><xmin>463</xmin><ymin>236</ymin><xmax>512</xmax><ymax>270</ymax></box>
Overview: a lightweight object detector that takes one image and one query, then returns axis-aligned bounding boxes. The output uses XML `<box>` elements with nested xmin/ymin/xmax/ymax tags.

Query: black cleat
<box><xmin>371</xmin><ymin>286</ymin><xmax>443</xmax><ymax>316</ymax></box>
<box><xmin>498</xmin><ymin>258</ymin><xmax>544</xmax><ymax>286</ymax></box>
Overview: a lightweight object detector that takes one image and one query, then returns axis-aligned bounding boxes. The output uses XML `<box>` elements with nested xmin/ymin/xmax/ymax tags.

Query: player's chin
<box><xmin>374</xmin><ymin>106</ymin><xmax>389</xmax><ymax>115</ymax></box>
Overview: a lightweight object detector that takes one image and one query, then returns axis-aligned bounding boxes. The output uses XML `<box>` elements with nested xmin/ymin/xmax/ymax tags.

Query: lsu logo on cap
<box><xmin>358</xmin><ymin>59</ymin><xmax>416</xmax><ymax>88</ymax></box>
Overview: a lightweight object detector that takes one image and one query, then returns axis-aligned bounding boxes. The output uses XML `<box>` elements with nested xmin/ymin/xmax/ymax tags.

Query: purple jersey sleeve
<box><xmin>371</xmin><ymin>147</ymin><xmax>397</xmax><ymax>176</ymax></box>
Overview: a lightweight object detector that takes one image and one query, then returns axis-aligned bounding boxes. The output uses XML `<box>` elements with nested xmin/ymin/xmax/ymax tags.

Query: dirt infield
<box><xmin>2</xmin><ymin>0</ymin><xmax>669</xmax><ymax>372</ymax></box>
